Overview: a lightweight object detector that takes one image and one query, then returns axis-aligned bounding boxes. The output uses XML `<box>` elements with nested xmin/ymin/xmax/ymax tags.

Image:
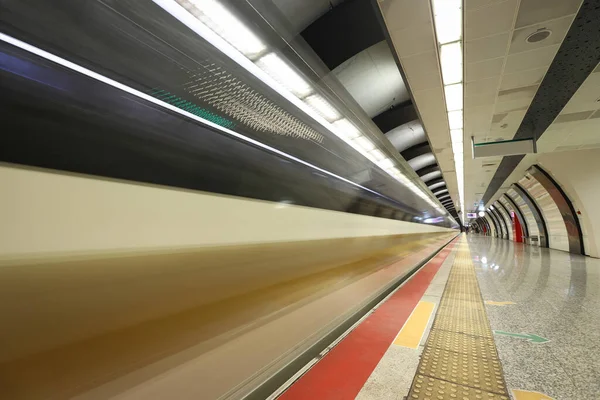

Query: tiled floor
<box><xmin>355</xmin><ymin>236</ymin><xmax>600</xmax><ymax>400</ymax></box>
<box><xmin>469</xmin><ymin>236</ymin><xmax>600</xmax><ymax>400</ymax></box>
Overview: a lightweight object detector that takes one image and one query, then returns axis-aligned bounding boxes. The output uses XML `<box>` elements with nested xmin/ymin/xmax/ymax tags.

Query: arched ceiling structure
<box><xmin>271</xmin><ymin>0</ymin><xmax>459</xmax><ymax>219</ymax></box>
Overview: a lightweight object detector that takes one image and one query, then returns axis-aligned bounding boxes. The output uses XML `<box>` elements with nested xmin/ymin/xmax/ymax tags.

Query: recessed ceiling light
<box><xmin>526</xmin><ymin>28</ymin><xmax>552</xmax><ymax>44</ymax></box>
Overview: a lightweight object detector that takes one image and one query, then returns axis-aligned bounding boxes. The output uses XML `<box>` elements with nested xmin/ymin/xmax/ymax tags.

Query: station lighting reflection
<box><xmin>154</xmin><ymin>0</ymin><xmax>449</xmax><ymax>214</ymax></box>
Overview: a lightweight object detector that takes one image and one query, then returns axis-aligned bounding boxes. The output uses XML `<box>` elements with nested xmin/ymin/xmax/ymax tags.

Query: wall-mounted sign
<box><xmin>467</xmin><ymin>213</ymin><xmax>477</xmax><ymax>218</ymax></box>
<box><xmin>473</xmin><ymin>137</ymin><xmax>535</xmax><ymax>158</ymax></box>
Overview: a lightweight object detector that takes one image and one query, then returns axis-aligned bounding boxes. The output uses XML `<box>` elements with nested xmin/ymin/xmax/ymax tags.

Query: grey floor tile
<box><xmin>570</xmin><ymin>369</ymin><xmax>600</xmax><ymax>400</ymax></box>
<box><xmin>548</xmin><ymin>343</ymin><xmax>600</xmax><ymax>377</ymax></box>
<box><xmin>494</xmin><ymin>336</ymin><xmax>580</xmax><ymax>400</ymax></box>
<box><xmin>467</xmin><ymin>237</ymin><xmax>600</xmax><ymax>400</ymax></box>
<box><xmin>355</xmin><ymin>346</ymin><xmax>420</xmax><ymax>400</ymax></box>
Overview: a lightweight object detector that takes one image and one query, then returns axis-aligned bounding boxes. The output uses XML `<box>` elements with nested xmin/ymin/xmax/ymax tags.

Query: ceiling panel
<box><xmin>465</xmin><ymin>33</ymin><xmax>511</xmax><ymax>63</ymax></box>
<box><xmin>378</xmin><ymin>0</ymin><xmax>431</xmax><ymax>33</ymax></box>
<box><xmin>509</xmin><ymin>15</ymin><xmax>574</xmax><ymax>54</ymax></box>
<box><xmin>503</xmin><ymin>44</ymin><xmax>560</xmax><ymax>74</ymax></box>
<box><xmin>514</xmin><ymin>0</ymin><xmax>582</xmax><ymax>28</ymax></box>
<box><xmin>466</xmin><ymin>57</ymin><xmax>505</xmax><ymax>82</ymax></box>
<box><xmin>465</xmin><ymin>93</ymin><xmax>498</xmax><ymax>108</ymax></box>
<box><xmin>560</xmin><ymin>71</ymin><xmax>600</xmax><ymax>113</ymax></box>
<box><xmin>463</xmin><ymin>0</ymin><xmax>583</xmax><ymax>212</ymax></box>
<box><xmin>399</xmin><ymin>50</ymin><xmax>441</xmax><ymax>91</ymax></box>
<box><xmin>500</xmin><ymin>67</ymin><xmax>548</xmax><ymax>90</ymax></box>
<box><xmin>497</xmin><ymin>84</ymin><xmax>539</xmax><ymax>103</ymax></box>
<box><xmin>465</xmin><ymin>0</ymin><xmax>518</xmax><ymax>40</ymax></box>
<box><xmin>378</xmin><ymin>0</ymin><xmax>459</xmax><ymax>217</ymax></box>
<box><xmin>466</xmin><ymin>76</ymin><xmax>502</xmax><ymax>97</ymax></box>
<box><xmin>389</xmin><ymin>23</ymin><xmax>436</xmax><ymax>58</ymax></box>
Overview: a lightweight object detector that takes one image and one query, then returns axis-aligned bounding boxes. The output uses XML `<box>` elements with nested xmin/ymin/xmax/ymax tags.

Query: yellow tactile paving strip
<box><xmin>407</xmin><ymin>239</ymin><xmax>510</xmax><ymax>400</ymax></box>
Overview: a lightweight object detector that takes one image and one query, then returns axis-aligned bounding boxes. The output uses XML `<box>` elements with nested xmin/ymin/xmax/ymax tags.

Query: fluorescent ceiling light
<box><xmin>369</xmin><ymin>149</ymin><xmax>386</xmax><ymax>161</ymax></box>
<box><xmin>353</xmin><ymin>136</ymin><xmax>376</xmax><ymax>152</ymax></box>
<box><xmin>448</xmin><ymin>110</ymin><xmax>463</xmax><ymax>130</ymax></box>
<box><xmin>444</xmin><ymin>83</ymin><xmax>463</xmax><ymax>112</ymax></box>
<box><xmin>379</xmin><ymin>158</ymin><xmax>395</xmax><ymax>169</ymax></box>
<box><xmin>450</xmin><ymin>129</ymin><xmax>463</xmax><ymax>145</ymax></box>
<box><xmin>452</xmin><ymin>143</ymin><xmax>463</xmax><ymax>154</ymax></box>
<box><xmin>255</xmin><ymin>53</ymin><xmax>313</xmax><ymax>98</ymax></box>
<box><xmin>182</xmin><ymin>0</ymin><xmax>266</xmax><ymax>59</ymax></box>
<box><xmin>154</xmin><ymin>1</ymin><xmax>447</xmax><ymax>214</ymax></box>
<box><xmin>432</xmin><ymin>0</ymin><xmax>462</xmax><ymax>44</ymax></box>
<box><xmin>0</xmin><ymin>33</ymin><xmax>407</xmax><ymax>208</ymax></box>
<box><xmin>331</xmin><ymin>119</ymin><xmax>361</xmax><ymax>140</ymax></box>
<box><xmin>440</xmin><ymin>42</ymin><xmax>462</xmax><ymax>85</ymax></box>
<box><xmin>304</xmin><ymin>94</ymin><xmax>340</xmax><ymax>122</ymax></box>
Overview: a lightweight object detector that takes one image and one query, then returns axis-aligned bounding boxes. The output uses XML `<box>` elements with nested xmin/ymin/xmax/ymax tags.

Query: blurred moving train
<box><xmin>0</xmin><ymin>0</ymin><xmax>458</xmax><ymax>398</ymax></box>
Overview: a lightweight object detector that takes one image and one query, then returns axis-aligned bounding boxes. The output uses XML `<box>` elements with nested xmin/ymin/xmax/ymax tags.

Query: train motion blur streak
<box><xmin>0</xmin><ymin>167</ymin><xmax>456</xmax><ymax>399</ymax></box>
<box><xmin>0</xmin><ymin>0</ymin><xmax>458</xmax><ymax>399</ymax></box>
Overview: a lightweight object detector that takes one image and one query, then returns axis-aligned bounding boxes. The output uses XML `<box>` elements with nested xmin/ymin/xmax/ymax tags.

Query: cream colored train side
<box><xmin>0</xmin><ymin>164</ymin><xmax>457</xmax><ymax>400</ymax></box>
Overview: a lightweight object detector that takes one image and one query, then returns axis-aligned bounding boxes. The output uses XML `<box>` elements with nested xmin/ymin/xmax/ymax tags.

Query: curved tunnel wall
<box><xmin>519</xmin><ymin>172</ymin><xmax>569</xmax><ymax>252</ymax></box>
<box><xmin>497</xmin><ymin>163</ymin><xmax>584</xmax><ymax>254</ymax></box>
<box><xmin>484</xmin><ymin>214</ymin><xmax>497</xmax><ymax>238</ymax></box>
<box><xmin>475</xmin><ymin>218</ymin><xmax>484</xmax><ymax>235</ymax></box>
<box><xmin>507</xmin><ymin>186</ymin><xmax>546</xmax><ymax>247</ymax></box>
<box><xmin>501</xmin><ymin>194</ymin><xmax>529</xmax><ymax>238</ymax></box>
<box><xmin>488</xmin><ymin>209</ymin><xmax>503</xmax><ymax>238</ymax></box>
<box><xmin>534</xmin><ymin>149</ymin><xmax>600</xmax><ymax>257</ymax></box>
<box><xmin>478</xmin><ymin>219</ymin><xmax>486</xmax><ymax>235</ymax></box>
<box><xmin>490</xmin><ymin>206</ymin><xmax>508</xmax><ymax>239</ymax></box>
<box><xmin>481</xmin><ymin>216</ymin><xmax>492</xmax><ymax>236</ymax></box>
<box><xmin>494</xmin><ymin>201</ymin><xmax>513</xmax><ymax>241</ymax></box>
<box><xmin>526</xmin><ymin>165</ymin><xmax>584</xmax><ymax>254</ymax></box>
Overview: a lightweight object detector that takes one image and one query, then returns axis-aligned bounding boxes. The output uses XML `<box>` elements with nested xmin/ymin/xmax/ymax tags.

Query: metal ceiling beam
<box><xmin>482</xmin><ymin>0</ymin><xmax>600</xmax><ymax>204</ymax></box>
<box><xmin>416</xmin><ymin>164</ymin><xmax>440</xmax><ymax>177</ymax></box>
<box><xmin>428</xmin><ymin>181</ymin><xmax>446</xmax><ymax>191</ymax></box>
<box><xmin>401</xmin><ymin>142</ymin><xmax>431</xmax><ymax>161</ymax></box>
<box><xmin>427</xmin><ymin>177</ymin><xmax>445</xmax><ymax>188</ymax></box>
<box><xmin>301</xmin><ymin>0</ymin><xmax>384</xmax><ymax>70</ymax></box>
<box><xmin>373</xmin><ymin>102</ymin><xmax>419</xmax><ymax>133</ymax></box>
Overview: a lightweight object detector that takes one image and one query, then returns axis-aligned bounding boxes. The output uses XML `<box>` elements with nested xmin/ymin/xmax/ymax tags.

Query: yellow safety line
<box><xmin>512</xmin><ymin>389</ymin><xmax>554</xmax><ymax>400</ymax></box>
<box><xmin>393</xmin><ymin>301</ymin><xmax>435</xmax><ymax>349</ymax></box>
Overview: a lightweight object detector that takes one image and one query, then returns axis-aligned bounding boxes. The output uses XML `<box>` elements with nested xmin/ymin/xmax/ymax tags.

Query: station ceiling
<box><xmin>272</xmin><ymin>0</ymin><xmax>599</xmax><ymax>220</ymax></box>
<box><xmin>274</xmin><ymin>0</ymin><xmax>461</xmax><ymax>219</ymax></box>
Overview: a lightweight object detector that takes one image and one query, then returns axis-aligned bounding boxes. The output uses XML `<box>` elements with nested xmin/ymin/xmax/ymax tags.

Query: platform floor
<box><xmin>279</xmin><ymin>235</ymin><xmax>600</xmax><ymax>400</ymax></box>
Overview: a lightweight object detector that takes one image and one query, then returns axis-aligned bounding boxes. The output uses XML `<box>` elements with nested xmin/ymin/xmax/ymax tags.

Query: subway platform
<box><xmin>277</xmin><ymin>235</ymin><xmax>599</xmax><ymax>400</ymax></box>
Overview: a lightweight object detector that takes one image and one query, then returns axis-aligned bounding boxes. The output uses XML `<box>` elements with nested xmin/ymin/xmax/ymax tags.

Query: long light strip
<box><xmin>154</xmin><ymin>0</ymin><xmax>447</xmax><ymax>214</ymax></box>
<box><xmin>0</xmin><ymin>33</ymin><xmax>398</xmax><ymax>204</ymax></box>
<box><xmin>1</xmin><ymin>32</ymin><xmax>447</xmax><ymax>217</ymax></box>
<box><xmin>433</xmin><ymin>0</ymin><xmax>464</xmax><ymax>222</ymax></box>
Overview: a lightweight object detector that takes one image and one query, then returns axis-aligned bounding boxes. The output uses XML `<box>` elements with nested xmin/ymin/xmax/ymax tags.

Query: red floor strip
<box><xmin>279</xmin><ymin>239</ymin><xmax>457</xmax><ymax>400</ymax></box>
